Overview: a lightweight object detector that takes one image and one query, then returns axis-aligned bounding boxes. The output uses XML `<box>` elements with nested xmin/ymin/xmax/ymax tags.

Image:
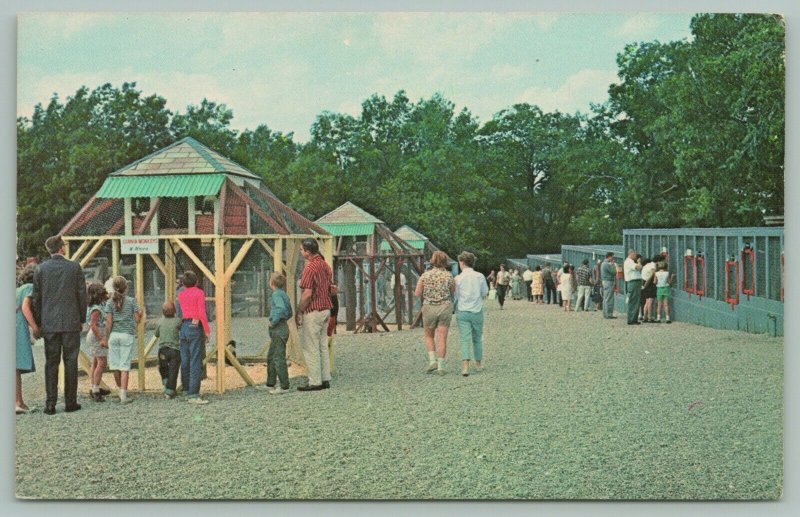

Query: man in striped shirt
<box><xmin>296</xmin><ymin>238</ymin><xmax>334</xmax><ymax>391</ymax></box>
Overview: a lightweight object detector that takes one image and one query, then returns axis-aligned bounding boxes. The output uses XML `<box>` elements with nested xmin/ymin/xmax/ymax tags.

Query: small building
<box><xmin>60</xmin><ymin>136</ymin><xmax>333</xmax><ymax>393</ymax></box>
<box><xmin>391</xmin><ymin>225</ymin><xmax>458</xmax><ymax>276</ymax></box>
<box><xmin>316</xmin><ymin>202</ymin><xmax>424</xmax><ymax>332</ymax></box>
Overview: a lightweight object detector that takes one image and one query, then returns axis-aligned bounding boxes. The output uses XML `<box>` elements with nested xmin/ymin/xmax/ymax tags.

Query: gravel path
<box><xmin>15</xmin><ymin>299</ymin><xmax>783</xmax><ymax>499</ymax></box>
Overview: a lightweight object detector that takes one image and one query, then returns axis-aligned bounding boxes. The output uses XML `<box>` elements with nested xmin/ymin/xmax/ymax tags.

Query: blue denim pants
<box><xmin>179</xmin><ymin>321</ymin><xmax>204</xmax><ymax>397</ymax></box>
<box><xmin>456</xmin><ymin>310</ymin><xmax>484</xmax><ymax>361</ymax></box>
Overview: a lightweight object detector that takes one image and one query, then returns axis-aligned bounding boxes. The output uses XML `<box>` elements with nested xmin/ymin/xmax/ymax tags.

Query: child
<box><xmin>104</xmin><ymin>276</ymin><xmax>143</xmax><ymax>404</ymax></box>
<box><xmin>86</xmin><ymin>283</ymin><xmax>111</xmax><ymax>402</ymax></box>
<box><xmin>654</xmin><ymin>264</ymin><xmax>673</xmax><ymax>324</ymax></box>
<box><xmin>259</xmin><ymin>272</ymin><xmax>293</xmax><ymax>394</ymax></box>
<box><xmin>327</xmin><ymin>284</ymin><xmax>339</xmax><ymax>372</ymax></box>
<box><xmin>155</xmin><ymin>301</ymin><xmax>182</xmax><ymax>399</ymax></box>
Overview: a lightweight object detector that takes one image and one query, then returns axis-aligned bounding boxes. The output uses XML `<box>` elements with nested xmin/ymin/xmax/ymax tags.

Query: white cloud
<box><xmin>373</xmin><ymin>13</ymin><xmax>515</xmax><ymax>64</ymax></box>
<box><xmin>613</xmin><ymin>14</ymin><xmax>660</xmax><ymax>38</ymax></box>
<box><xmin>490</xmin><ymin>63</ymin><xmax>530</xmax><ymax>81</ymax></box>
<box><xmin>517</xmin><ymin>69</ymin><xmax>619</xmax><ymax>114</ymax></box>
<box><xmin>20</xmin><ymin>13</ymin><xmax>111</xmax><ymax>38</ymax></box>
<box><xmin>531</xmin><ymin>14</ymin><xmax>560</xmax><ymax>30</ymax></box>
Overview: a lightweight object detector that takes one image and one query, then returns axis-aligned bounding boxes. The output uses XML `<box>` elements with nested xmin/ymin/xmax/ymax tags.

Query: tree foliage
<box><xmin>17</xmin><ymin>14</ymin><xmax>784</xmax><ymax>270</ymax></box>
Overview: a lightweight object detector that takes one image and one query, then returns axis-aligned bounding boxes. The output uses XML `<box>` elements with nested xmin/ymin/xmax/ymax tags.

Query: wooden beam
<box><xmin>164</xmin><ymin>240</ymin><xmax>175</xmax><ymax>303</ymax></box>
<box><xmin>218</xmin><ymin>180</ymin><xmax>227</xmax><ymax>234</ymax></box>
<box><xmin>124</xmin><ymin>198</ymin><xmax>133</xmax><ymax>235</ymax></box>
<box><xmin>59</xmin><ymin>195</ymin><xmax>97</xmax><ymax>235</ymax></box>
<box><xmin>214</xmin><ymin>237</ymin><xmax>226</xmax><ymax>393</ymax></box>
<box><xmin>171</xmin><ymin>238</ymin><xmax>217</xmax><ymax>287</ymax></box>
<box><xmin>143</xmin><ymin>334</ymin><xmax>159</xmax><ymax>358</ymax></box>
<box><xmin>257</xmin><ymin>238</ymin><xmax>275</xmax><ymax>257</ymax></box>
<box><xmin>149</xmin><ymin>253</ymin><xmax>167</xmax><ymax>277</ymax></box>
<box><xmin>322</xmin><ymin>236</ymin><xmax>334</xmax><ymax>268</ymax></box>
<box><xmin>69</xmin><ymin>239</ymin><xmax>93</xmax><ymax>264</ymax></box>
<box><xmin>135</xmin><ymin>197</ymin><xmax>161</xmax><ymax>235</ymax></box>
<box><xmin>224</xmin><ymin>239</ymin><xmax>232</xmax><ymax>351</ymax></box>
<box><xmin>225</xmin><ymin>345</ymin><xmax>255</xmax><ymax>386</ymax></box>
<box><xmin>187</xmin><ymin>196</ymin><xmax>196</xmax><ymax>235</ymax></box>
<box><xmin>273</xmin><ymin>238</ymin><xmax>283</xmax><ymax>274</ymax></box>
<box><xmin>394</xmin><ymin>257</ymin><xmax>402</xmax><ymax>331</ymax></box>
<box><xmin>226</xmin><ymin>180</ymin><xmax>288</xmax><ymax>235</ymax></box>
<box><xmin>112</xmin><ymin>239</ymin><xmax>120</xmax><ymax>277</ymax></box>
<box><xmin>369</xmin><ymin>241</ymin><xmax>378</xmax><ymax>333</ymax></box>
<box><xmin>284</xmin><ymin>239</ymin><xmax>304</xmax><ymax>366</ymax></box>
<box><xmin>135</xmin><ymin>254</ymin><xmax>146</xmax><ymax>392</ymax></box>
<box><xmin>79</xmin><ymin>238</ymin><xmax>108</xmax><ymax>268</ymax></box>
<box><xmin>223</xmin><ymin>238</ymin><xmax>255</xmax><ymax>286</ymax></box>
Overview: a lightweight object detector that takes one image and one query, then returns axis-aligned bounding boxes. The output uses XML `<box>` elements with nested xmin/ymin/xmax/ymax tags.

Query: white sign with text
<box><xmin>120</xmin><ymin>237</ymin><xmax>159</xmax><ymax>255</ymax></box>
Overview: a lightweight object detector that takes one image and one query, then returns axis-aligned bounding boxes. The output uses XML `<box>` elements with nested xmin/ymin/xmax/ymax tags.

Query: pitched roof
<box><xmin>394</xmin><ymin>225</ymin><xmax>429</xmax><ymax>243</ymax></box>
<box><xmin>315</xmin><ymin>201</ymin><xmax>383</xmax><ymax>225</ymax></box>
<box><xmin>109</xmin><ymin>137</ymin><xmax>260</xmax><ymax>180</ymax></box>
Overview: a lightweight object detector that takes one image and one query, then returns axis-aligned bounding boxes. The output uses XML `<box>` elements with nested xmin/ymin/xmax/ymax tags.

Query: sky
<box><xmin>17</xmin><ymin>12</ymin><xmax>695</xmax><ymax>142</ymax></box>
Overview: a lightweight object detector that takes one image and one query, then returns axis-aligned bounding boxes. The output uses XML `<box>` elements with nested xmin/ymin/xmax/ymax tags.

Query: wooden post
<box><xmin>284</xmin><ymin>239</ymin><xmax>304</xmax><ymax>366</ymax></box>
<box><xmin>322</xmin><ymin>236</ymin><xmax>334</xmax><ymax>268</ymax></box>
<box><xmin>369</xmin><ymin>234</ymin><xmax>378</xmax><ymax>332</ymax></box>
<box><xmin>64</xmin><ymin>241</ymin><xmax>71</xmax><ymax>259</ymax></box>
<box><xmin>407</xmin><ymin>260</ymin><xmax>415</xmax><ymax>326</ymax></box>
<box><xmin>164</xmin><ymin>240</ymin><xmax>175</xmax><ymax>302</ymax></box>
<box><xmin>214</xmin><ymin>237</ymin><xmax>226</xmax><ymax>394</ymax></box>
<box><xmin>395</xmin><ymin>257</ymin><xmax>402</xmax><ymax>330</ymax></box>
<box><xmin>135</xmin><ymin>253</ymin><xmax>146</xmax><ymax>392</ymax></box>
<box><xmin>274</xmin><ymin>239</ymin><xmax>283</xmax><ymax>274</ymax></box>
<box><xmin>123</xmin><ymin>198</ymin><xmax>133</xmax><ymax>235</ymax></box>
<box><xmin>357</xmin><ymin>259</ymin><xmax>365</xmax><ymax>326</ymax></box>
<box><xmin>112</xmin><ymin>239</ymin><xmax>120</xmax><ymax>277</ymax></box>
<box><xmin>344</xmin><ymin>259</ymin><xmax>356</xmax><ymax>331</ymax></box>
<box><xmin>224</xmin><ymin>239</ymin><xmax>232</xmax><ymax>348</ymax></box>
<box><xmin>188</xmin><ymin>196</ymin><xmax>197</xmax><ymax>235</ymax></box>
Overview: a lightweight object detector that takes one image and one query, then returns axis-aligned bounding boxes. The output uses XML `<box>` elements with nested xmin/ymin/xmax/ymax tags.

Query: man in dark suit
<box><xmin>32</xmin><ymin>235</ymin><xmax>87</xmax><ymax>415</ymax></box>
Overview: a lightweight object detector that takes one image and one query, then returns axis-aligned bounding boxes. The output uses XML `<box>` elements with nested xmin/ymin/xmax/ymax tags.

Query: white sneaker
<box><xmin>187</xmin><ymin>397</ymin><xmax>209</xmax><ymax>405</ymax></box>
<box><xmin>269</xmin><ymin>386</ymin><xmax>289</xmax><ymax>395</ymax></box>
<box><xmin>425</xmin><ymin>362</ymin><xmax>437</xmax><ymax>374</ymax></box>
<box><xmin>119</xmin><ymin>397</ymin><xmax>132</xmax><ymax>405</ymax></box>
<box><xmin>255</xmin><ymin>385</ymin><xmax>275</xmax><ymax>392</ymax></box>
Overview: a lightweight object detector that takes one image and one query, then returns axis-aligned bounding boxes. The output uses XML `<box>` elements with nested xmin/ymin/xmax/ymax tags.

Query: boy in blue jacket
<box><xmin>260</xmin><ymin>272</ymin><xmax>293</xmax><ymax>394</ymax></box>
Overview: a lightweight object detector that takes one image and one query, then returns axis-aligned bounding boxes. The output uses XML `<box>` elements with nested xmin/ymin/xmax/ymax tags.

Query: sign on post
<box><xmin>120</xmin><ymin>237</ymin><xmax>159</xmax><ymax>255</ymax></box>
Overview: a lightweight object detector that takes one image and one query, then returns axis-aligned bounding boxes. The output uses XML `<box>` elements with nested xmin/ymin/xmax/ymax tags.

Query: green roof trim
<box><xmin>317</xmin><ymin>223</ymin><xmax>376</xmax><ymax>236</ymax></box>
<box><xmin>95</xmin><ymin>174</ymin><xmax>226</xmax><ymax>199</ymax></box>
<box><xmin>381</xmin><ymin>239</ymin><xmax>425</xmax><ymax>251</ymax></box>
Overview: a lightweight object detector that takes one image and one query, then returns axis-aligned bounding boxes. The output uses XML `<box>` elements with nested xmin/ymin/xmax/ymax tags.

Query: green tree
<box><xmin>17</xmin><ymin>83</ymin><xmax>173</xmax><ymax>257</ymax></box>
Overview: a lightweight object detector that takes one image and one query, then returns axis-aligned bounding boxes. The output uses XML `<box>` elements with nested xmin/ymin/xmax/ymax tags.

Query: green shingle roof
<box><xmin>95</xmin><ymin>174</ymin><xmax>226</xmax><ymax>199</ymax></box>
<box><xmin>110</xmin><ymin>137</ymin><xmax>260</xmax><ymax>180</ymax></box>
<box><xmin>320</xmin><ymin>223</ymin><xmax>377</xmax><ymax>237</ymax></box>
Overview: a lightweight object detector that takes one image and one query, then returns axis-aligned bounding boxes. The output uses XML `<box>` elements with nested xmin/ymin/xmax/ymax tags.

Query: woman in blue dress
<box><xmin>16</xmin><ymin>265</ymin><xmax>41</xmax><ymax>414</ymax></box>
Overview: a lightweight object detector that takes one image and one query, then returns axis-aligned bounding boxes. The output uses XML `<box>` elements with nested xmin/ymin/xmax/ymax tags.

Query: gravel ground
<box><xmin>15</xmin><ymin>299</ymin><xmax>783</xmax><ymax>500</ymax></box>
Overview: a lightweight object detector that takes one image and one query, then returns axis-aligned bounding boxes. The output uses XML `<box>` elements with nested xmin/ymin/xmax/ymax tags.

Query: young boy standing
<box><xmin>260</xmin><ymin>272</ymin><xmax>293</xmax><ymax>394</ymax></box>
<box><xmin>156</xmin><ymin>301</ymin><xmax>182</xmax><ymax>398</ymax></box>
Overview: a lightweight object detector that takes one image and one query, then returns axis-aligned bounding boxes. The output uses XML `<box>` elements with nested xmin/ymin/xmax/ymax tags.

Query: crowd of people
<box><xmin>15</xmin><ymin>235</ymin><xmax>340</xmax><ymax>414</ymax></box>
<box><xmin>16</xmin><ymin>234</ymin><xmax>674</xmax><ymax>414</ymax></box>
<box><xmin>484</xmin><ymin>250</ymin><xmax>674</xmax><ymax>325</ymax></box>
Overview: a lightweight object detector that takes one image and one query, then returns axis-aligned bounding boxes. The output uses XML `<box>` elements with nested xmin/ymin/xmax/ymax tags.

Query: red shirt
<box><xmin>299</xmin><ymin>254</ymin><xmax>333</xmax><ymax>313</ymax></box>
<box><xmin>177</xmin><ymin>286</ymin><xmax>210</xmax><ymax>335</ymax></box>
